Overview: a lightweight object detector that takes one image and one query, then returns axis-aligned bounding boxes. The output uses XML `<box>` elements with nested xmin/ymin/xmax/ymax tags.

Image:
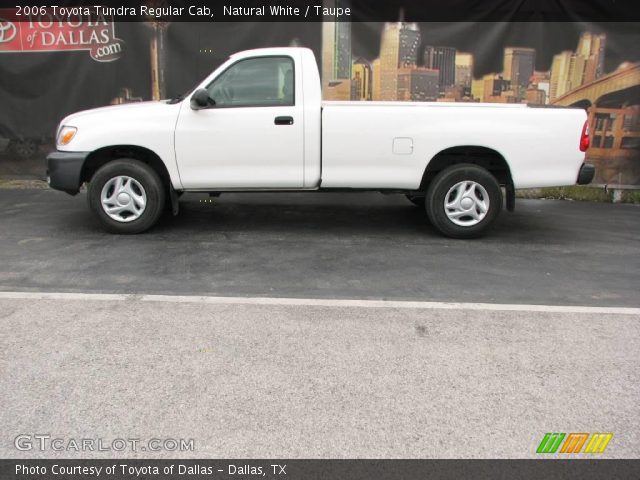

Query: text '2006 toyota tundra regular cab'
<box><xmin>47</xmin><ymin>47</ymin><xmax>594</xmax><ymax>238</ymax></box>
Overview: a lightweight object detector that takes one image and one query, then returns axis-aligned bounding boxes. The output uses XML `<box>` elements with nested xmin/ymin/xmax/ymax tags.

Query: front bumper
<box><xmin>577</xmin><ymin>163</ymin><xmax>595</xmax><ymax>185</ymax></box>
<box><xmin>46</xmin><ymin>151</ymin><xmax>89</xmax><ymax>195</ymax></box>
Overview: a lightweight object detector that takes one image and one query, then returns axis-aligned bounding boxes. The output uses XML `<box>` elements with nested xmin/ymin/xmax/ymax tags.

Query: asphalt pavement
<box><xmin>0</xmin><ymin>188</ymin><xmax>638</xmax><ymax>306</ymax></box>
<box><xmin>0</xmin><ymin>188</ymin><xmax>639</xmax><ymax>459</ymax></box>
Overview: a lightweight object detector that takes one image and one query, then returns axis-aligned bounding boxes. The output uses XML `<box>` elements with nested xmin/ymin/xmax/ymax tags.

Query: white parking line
<box><xmin>0</xmin><ymin>290</ymin><xmax>639</xmax><ymax>315</ymax></box>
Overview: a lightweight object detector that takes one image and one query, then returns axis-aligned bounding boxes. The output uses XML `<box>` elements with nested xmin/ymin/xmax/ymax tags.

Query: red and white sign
<box><xmin>0</xmin><ymin>8</ymin><xmax>124</xmax><ymax>62</ymax></box>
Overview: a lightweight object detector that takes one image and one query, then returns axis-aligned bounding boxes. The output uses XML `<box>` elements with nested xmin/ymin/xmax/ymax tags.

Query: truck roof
<box><xmin>230</xmin><ymin>47</ymin><xmax>314</xmax><ymax>59</ymax></box>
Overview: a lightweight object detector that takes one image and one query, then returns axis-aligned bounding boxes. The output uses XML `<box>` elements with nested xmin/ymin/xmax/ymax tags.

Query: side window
<box><xmin>207</xmin><ymin>56</ymin><xmax>294</xmax><ymax>107</ymax></box>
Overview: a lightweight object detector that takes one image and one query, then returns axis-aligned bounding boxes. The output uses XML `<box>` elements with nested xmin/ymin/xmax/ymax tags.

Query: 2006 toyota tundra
<box><xmin>47</xmin><ymin>47</ymin><xmax>594</xmax><ymax>238</ymax></box>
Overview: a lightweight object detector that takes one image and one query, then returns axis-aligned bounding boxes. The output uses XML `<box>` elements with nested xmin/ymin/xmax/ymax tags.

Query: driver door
<box><xmin>175</xmin><ymin>54</ymin><xmax>304</xmax><ymax>189</ymax></box>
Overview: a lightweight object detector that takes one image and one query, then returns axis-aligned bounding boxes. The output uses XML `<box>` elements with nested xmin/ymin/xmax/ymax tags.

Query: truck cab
<box><xmin>175</xmin><ymin>48</ymin><xmax>322</xmax><ymax>189</ymax></box>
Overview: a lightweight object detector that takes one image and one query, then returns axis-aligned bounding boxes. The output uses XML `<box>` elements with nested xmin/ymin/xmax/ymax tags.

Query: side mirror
<box><xmin>191</xmin><ymin>89</ymin><xmax>214</xmax><ymax>109</ymax></box>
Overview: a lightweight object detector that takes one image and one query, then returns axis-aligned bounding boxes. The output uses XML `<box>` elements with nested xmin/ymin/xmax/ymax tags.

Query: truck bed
<box><xmin>320</xmin><ymin>102</ymin><xmax>585</xmax><ymax>190</ymax></box>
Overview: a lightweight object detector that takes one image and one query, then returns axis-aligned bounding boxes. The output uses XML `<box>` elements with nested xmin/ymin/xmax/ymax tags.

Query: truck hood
<box><xmin>60</xmin><ymin>101</ymin><xmax>180</xmax><ymax>128</ymax></box>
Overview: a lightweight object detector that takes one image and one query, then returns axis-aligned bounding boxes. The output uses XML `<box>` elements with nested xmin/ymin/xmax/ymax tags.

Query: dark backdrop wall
<box><xmin>0</xmin><ymin>16</ymin><xmax>638</xmax><ymax>185</ymax></box>
<box><xmin>0</xmin><ymin>22</ymin><xmax>152</xmax><ymax>138</ymax></box>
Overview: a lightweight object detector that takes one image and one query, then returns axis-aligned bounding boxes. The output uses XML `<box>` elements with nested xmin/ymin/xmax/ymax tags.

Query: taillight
<box><xmin>579</xmin><ymin>120</ymin><xmax>590</xmax><ymax>152</ymax></box>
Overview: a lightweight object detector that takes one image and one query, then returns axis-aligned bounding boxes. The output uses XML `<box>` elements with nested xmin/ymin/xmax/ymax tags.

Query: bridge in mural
<box><xmin>552</xmin><ymin>63</ymin><xmax>640</xmax><ymax>186</ymax></box>
<box><xmin>551</xmin><ymin>63</ymin><xmax>640</xmax><ymax>108</ymax></box>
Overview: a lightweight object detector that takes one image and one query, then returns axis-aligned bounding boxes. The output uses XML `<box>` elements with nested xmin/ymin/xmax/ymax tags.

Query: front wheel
<box><xmin>425</xmin><ymin>164</ymin><xmax>502</xmax><ymax>239</ymax></box>
<box><xmin>87</xmin><ymin>159</ymin><xmax>166</xmax><ymax>234</ymax></box>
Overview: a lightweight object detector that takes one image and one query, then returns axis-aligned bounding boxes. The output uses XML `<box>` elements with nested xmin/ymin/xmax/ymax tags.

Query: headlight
<box><xmin>56</xmin><ymin>126</ymin><xmax>77</xmax><ymax>146</ymax></box>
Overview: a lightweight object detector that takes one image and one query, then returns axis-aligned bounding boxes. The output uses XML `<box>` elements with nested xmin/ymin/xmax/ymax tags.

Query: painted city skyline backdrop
<box><xmin>347</xmin><ymin>22</ymin><xmax>640</xmax><ymax>78</ymax></box>
<box><xmin>323</xmin><ymin>22</ymin><xmax>625</xmax><ymax>104</ymax></box>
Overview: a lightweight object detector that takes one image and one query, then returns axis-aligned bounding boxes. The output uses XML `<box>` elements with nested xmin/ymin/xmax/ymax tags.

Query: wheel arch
<box><xmin>420</xmin><ymin>145</ymin><xmax>515</xmax><ymax>211</ymax></box>
<box><xmin>81</xmin><ymin>145</ymin><xmax>173</xmax><ymax>192</ymax></box>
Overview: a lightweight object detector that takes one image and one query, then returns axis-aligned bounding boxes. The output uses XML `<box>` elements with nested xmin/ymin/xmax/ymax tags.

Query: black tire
<box><xmin>14</xmin><ymin>138</ymin><xmax>38</xmax><ymax>158</ymax></box>
<box><xmin>87</xmin><ymin>159</ymin><xmax>166</xmax><ymax>234</ymax></box>
<box><xmin>405</xmin><ymin>194</ymin><xmax>425</xmax><ymax>207</ymax></box>
<box><xmin>425</xmin><ymin>164</ymin><xmax>502</xmax><ymax>239</ymax></box>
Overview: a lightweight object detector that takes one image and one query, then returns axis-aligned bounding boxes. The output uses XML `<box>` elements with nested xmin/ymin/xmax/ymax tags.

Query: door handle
<box><xmin>274</xmin><ymin>116</ymin><xmax>294</xmax><ymax>125</ymax></box>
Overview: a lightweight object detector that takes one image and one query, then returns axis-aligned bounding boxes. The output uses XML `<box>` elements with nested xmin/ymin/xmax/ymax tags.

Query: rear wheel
<box><xmin>425</xmin><ymin>164</ymin><xmax>502</xmax><ymax>238</ymax></box>
<box><xmin>87</xmin><ymin>159</ymin><xmax>165</xmax><ymax>234</ymax></box>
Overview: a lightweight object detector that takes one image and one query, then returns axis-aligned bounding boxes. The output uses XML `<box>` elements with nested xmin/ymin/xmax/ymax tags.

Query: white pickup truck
<box><xmin>47</xmin><ymin>47</ymin><xmax>594</xmax><ymax>238</ymax></box>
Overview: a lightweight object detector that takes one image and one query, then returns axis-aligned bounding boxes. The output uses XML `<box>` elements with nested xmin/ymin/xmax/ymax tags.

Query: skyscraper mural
<box><xmin>424</xmin><ymin>45</ymin><xmax>456</xmax><ymax>94</ymax></box>
<box><xmin>321</xmin><ymin>0</ymin><xmax>352</xmax><ymax>100</ymax></box>
<box><xmin>503</xmin><ymin>47</ymin><xmax>535</xmax><ymax>95</ymax></box>
<box><xmin>376</xmin><ymin>22</ymin><xmax>421</xmax><ymax>101</ymax></box>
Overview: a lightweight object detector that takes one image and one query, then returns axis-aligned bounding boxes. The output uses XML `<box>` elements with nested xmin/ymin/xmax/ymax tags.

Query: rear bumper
<box><xmin>46</xmin><ymin>151</ymin><xmax>89</xmax><ymax>195</ymax></box>
<box><xmin>577</xmin><ymin>163</ymin><xmax>595</xmax><ymax>185</ymax></box>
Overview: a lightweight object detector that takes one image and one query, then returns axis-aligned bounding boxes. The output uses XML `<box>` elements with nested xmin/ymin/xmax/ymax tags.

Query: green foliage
<box><xmin>621</xmin><ymin>189</ymin><xmax>640</xmax><ymax>204</ymax></box>
<box><xmin>516</xmin><ymin>186</ymin><xmax>640</xmax><ymax>203</ymax></box>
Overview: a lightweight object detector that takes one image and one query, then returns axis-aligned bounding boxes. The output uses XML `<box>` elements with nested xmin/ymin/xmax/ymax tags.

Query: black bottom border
<box><xmin>2</xmin><ymin>459</ymin><xmax>640</xmax><ymax>480</ymax></box>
